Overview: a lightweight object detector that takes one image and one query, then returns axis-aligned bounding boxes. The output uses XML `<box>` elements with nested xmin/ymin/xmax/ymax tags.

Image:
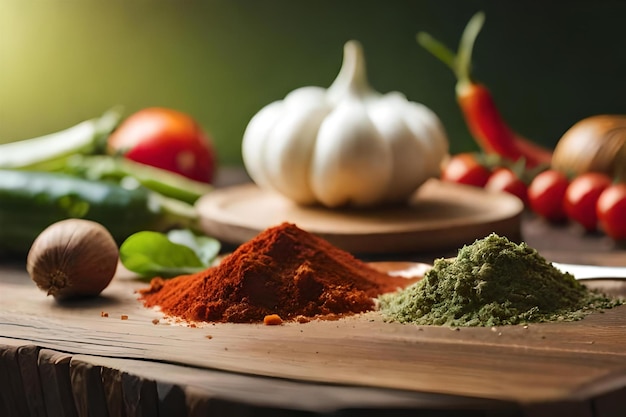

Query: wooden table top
<box><xmin>1</xmin><ymin>167</ymin><xmax>625</xmax><ymax>417</ymax></box>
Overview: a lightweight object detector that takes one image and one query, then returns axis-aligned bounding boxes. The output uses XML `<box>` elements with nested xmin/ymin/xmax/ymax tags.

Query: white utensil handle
<box><xmin>552</xmin><ymin>262</ymin><xmax>626</xmax><ymax>280</ymax></box>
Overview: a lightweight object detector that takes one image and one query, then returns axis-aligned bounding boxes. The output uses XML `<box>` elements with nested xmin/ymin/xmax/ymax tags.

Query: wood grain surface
<box><xmin>195</xmin><ymin>179</ymin><xmax>524</xmax><ymax>254</ymax></box>
<box><xmin>1</xmin><ymin>261</ymin><xmax>625</xmax><ymax>415</ymax></box>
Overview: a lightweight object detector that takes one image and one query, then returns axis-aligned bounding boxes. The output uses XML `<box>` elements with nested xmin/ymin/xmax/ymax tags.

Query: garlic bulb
<box><xmin>26</xmin><ymin>219</ymin><xmax>119</xmax><ymax>300</ymax></box>
<box><xmin>242</xmin><ymin>40</ymin><xmax>448</xmax><ymax>208</ymax></box>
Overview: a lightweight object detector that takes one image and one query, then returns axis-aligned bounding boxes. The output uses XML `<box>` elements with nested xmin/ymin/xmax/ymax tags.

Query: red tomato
<box><xmin>485</xmin><ymin>168</ymin><xmax>528</xmax><ymax>204</ymax></box>
<box><xmin>596</xmin><ymin>183</ymin><xmax>626</xmax><ymax>240</ymax></box>
<box><xmin>440</xmin><ymin>153</ymin><xmax>491</xmax><ymax>187</ymax></box>
<box><xmin>564</xmin><ymin>172</ymin><xmax>612</xmax><ymax>232</ymax></box>
<box><xmin>527</xmin><ymin>169</ymin><xmax>569</xmax><ymax>222</ymax></box>
<box><xmin>108</xmin><ymin>107</ymin><xmax>216</xmax><ymax>183</ymax></box>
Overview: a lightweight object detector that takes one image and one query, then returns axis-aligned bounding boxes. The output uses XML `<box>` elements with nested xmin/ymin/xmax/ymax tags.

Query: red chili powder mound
<box><xmin>139</xmin><ymin>222</ymin><xmax>413</xmax><ymax>323</ymax></box>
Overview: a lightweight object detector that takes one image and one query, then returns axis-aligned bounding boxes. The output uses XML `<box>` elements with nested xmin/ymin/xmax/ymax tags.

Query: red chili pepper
<box><xmin>457</xmin><ymin>82</ymin><xmax>552</xmax><ymax>167</ymax></box>
<box><xmin>418</xmin><ymin>12</ymin><xmax>553</xmax><ymax>168</ymax></box>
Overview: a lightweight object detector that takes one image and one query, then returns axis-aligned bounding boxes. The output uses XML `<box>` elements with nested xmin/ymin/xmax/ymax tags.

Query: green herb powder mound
<box><xmin>379</xmin><ymin>233</ymin><xmax>623</xmax><ymax>327</ymax></box>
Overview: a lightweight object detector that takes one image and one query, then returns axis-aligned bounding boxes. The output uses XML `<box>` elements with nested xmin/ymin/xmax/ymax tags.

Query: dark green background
<box><xmin>2</xmin><ymin>0</ymin><xmax>626</xmax><ymax>167</ymax></box>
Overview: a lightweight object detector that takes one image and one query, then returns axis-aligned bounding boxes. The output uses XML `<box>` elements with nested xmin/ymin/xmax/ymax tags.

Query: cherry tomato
<box><xmin>440</xmin><ymin>153</ymin><xmax>491</xmax><ymax>187</ymax></box>
<box><xmin>596</xmin><ymin>183</ymin><xmax>626</xmax><ymax>240</ymax></box>
<box><xmin>563</xmin><ymin>172</ymin><xmax>612</xmax><ymax>232</ymax></box>
<box><xmin>527</xmin><ymin>169</ymin><xmax>569</xmax><ymax>222</ymax></box>
<box><xmin>108</xmin><ymin>107</ymin><xmax>216</xmax><ymax>183</ymax></box>
<box><xmin>485</xmin><ymin>168</ymin><xmax>528</xmax><ymax>204</ymax></box>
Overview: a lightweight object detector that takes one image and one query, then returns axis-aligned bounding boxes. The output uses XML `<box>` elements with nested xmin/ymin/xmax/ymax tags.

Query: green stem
<box><xmin>417</xmin><ymin>11</ymin><xmax>486</xmax><ymax>89</ymax></box>
<box><xmin>456</xmin><ymin>12</ymin><xmax>485</xmax><ymax>86</ymax></box>
<box><xmin>416</xmin><ymin>32</ymin><xmax>457</xmax><ymax>73</ymax></box>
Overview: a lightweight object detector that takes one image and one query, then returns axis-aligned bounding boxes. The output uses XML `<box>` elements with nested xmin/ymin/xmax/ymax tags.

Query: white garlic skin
<box><xmin>26</xmin><ymin>219</ymin><xmax>119</xmax><ymax>300</ymax></box>
<box><xmin>242</xmin><ymin>40</ymin><xmax>449</xmax><ymax>208</ymax></box>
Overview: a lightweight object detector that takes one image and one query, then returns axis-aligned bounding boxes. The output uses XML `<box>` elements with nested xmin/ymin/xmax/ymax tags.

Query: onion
<box><xmin>26</xmin><ymin>219</ymin><xmax>119</xmax><ymax>300</ymax></box>
<box><xmin>552</xmin><ymin>115</ymin><xmax>626</xmax><ymax>179</ymax></box>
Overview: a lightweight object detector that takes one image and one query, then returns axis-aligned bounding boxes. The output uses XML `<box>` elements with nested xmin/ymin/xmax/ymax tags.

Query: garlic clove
<box><xmin>242</xmin><ymin>100</ymin><xmax>285</xmax><ymax>191</ymax></box>
<box><xmin>26</xmin><ymin>219</ymin><xmax>119</xmax><ymax>300</ymax></box>
<box><xmin>243</xmin><ymin>87</ymin><xmax>330</xmax><ymax>204</ymax></box>
<box><xmin>263</xmin><ymin>88</ymin><xmax>330</xmax><ymax>204</ymax></box>
<box><xmin>401</xmin><ymin>99</ymin><xmax>449</xmax><ymax>178</ymax></box>
<box><xmin>366</xmin><ymin>96</ymin><xmax>429</xmax><ymax>202</ymax></box>
<box><xmin>312</xmin><ymin>100</ymin><xmax>393</xmax><ymax>207</ymax></box>
<box><xmin>263</xmin><ymin>104</ymin><xmax>328</xmax><ymax>204</ymax></box>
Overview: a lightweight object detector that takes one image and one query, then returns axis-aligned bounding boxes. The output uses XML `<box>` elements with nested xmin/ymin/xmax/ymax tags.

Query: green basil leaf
<box><xmin>119</xmin><ymin>230</ymin><xmax>219</xmax><ymax>279</ymax></box>
<box><xmin>166</xmin><ymin>229</ymin><xmax>221</xmax><ymax>266</ymax></box>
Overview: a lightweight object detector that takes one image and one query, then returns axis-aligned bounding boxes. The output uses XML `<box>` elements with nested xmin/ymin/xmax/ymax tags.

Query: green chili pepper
<box><xmin>0</xmin><ymin>169</ymin><xmax>198</xmax><ymax>254</ymax></box>
<box><xmin>63</xmin><ymin>154</ymin><xmax>212</xmax><ymax>205</ymax></box>
<box><xmin>0</xmin><ymin>109</ymin><xmax>120</xmax><ymax>171</ymax></box>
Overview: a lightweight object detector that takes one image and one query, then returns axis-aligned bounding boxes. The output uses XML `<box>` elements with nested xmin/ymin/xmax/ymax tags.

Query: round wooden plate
<box><xmin>196</xmin><ymin>179</ymin><xmax>524</xmax><ymax>254</ymax></box>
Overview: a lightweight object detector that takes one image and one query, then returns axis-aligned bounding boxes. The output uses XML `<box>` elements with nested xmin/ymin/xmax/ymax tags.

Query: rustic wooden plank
<box><xmin>155</xmin><ymin>383</ymin><xmax>187</xmax><ymax>417</ymax></box>
<box><xmin>8</xmin><ymin>336</ymin><xmax>608</xmax><ymax>416</ymax></box>
<box><xmin>0</xmin><ymin>344</ymin><xmax>30</xmax><ymax>417</ymax></box>
<box><xmin>38</xmin><ymin>349</ymin><xmax>79</xmax><ymax>417</ymax></box>
<box><xmin>2</xmin><ymin>308</ymin><xmax>625</xmax><ymax>405</ymax></box>
<box><xmin>522</xmin><ymin>400</ymin><xmax>593</xmax><ymax>417</ymax></box>
<box><xmin>121</xmin><ymin>370</ymin><xmax>159</xmax><ymax>417</ymax></box>
<box><xmin>2</xmin><ymin>261</ymin><xmax>626</xmax><ymax>412</ymax></box>
<box><xmin>69</xmin><ymin>359</ymin><xmax>109</xmax><ymax>417</ymax></box>
<box><xmin>17</xmin><ymin>344</ymin><xmax>48</xmax><ymax>417</ymax></box>
<box><xmin>591</xmin><ymin>385</ymin><xmax>626</xmax><ymax>417</ymax></box>
<box><xmin>0</xmin><ymin>347</ymin><xmax>15</xmax><ymax>417</ymax></box>
<box><xmin>184</xmin><ymin>385</ymin><xmax>318</xmax><ymax>417</ymax></box>
<box><xmin>100</xmin><ymin>367</ymin><xmax>125</xmax><ymax>417</ymax></box>
<box><xmin>73</xmin><ymin>354</ymin><xmax>521</xmax><ymax>416</ymax></box>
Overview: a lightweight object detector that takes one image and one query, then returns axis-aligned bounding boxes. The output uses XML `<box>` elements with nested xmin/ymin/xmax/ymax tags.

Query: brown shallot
<box><xmin>26</xmin><ymin>219</ymin><xmax>119</xmax><ymax>300</ymax></box>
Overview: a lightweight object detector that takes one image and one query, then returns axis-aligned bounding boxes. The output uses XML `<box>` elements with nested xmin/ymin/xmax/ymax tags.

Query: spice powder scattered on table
<box><xmin>139</xmin><ymin>222</ymin><xmax>414</xmax><ymax>323</ymax></box>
